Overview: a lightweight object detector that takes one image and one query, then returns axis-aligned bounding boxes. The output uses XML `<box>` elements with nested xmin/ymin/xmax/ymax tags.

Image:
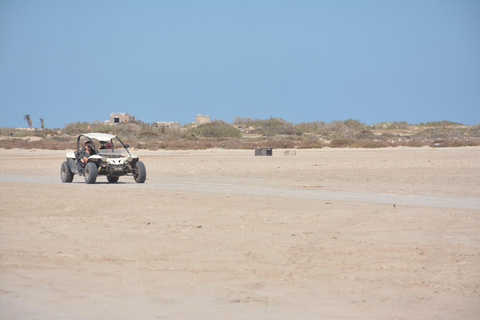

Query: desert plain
<box><xmin>0</xmin><ymin>146</ymin><xmax>479</xmax><ymax>319</ymax></box>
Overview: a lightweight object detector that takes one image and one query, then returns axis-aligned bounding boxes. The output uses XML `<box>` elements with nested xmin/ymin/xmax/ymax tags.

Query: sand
<box><xmin>1</xmin><ymin>147</ymin><xmax>479</xmax><ymax>319</ymax></box>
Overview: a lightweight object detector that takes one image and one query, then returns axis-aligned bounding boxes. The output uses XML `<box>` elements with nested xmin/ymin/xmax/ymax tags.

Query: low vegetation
<box><xmin>1</xmin><ymin>118</ymin><xmax>478</xmax><ymax>150</ymax></box>
<box><xmin>186</xmin><ymin>120</ymin><xmax>242</xmax><ymax>138</ymax></box>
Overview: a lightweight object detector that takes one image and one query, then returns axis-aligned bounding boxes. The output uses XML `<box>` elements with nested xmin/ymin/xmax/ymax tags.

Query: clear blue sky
<box><xmin>1</xmin><ymin>0</ymin><xmax>479</xmax><ymax>128</ymax></box>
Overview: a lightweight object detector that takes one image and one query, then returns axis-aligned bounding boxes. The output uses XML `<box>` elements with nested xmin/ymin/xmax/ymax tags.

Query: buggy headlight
<box><xmin>126</xmin><ymin>156</ymin><xmax>132</xmax><ymax>162</ymax></box>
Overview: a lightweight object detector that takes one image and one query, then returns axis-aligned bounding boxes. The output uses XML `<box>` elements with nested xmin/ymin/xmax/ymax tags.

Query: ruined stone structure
<box><xmin>110</xmin><ymin>113</ymin><xmax>134</xmax><ymax>123</ymax></box>
<box><xmin>195</xmin><ymin>114</ymin><xmax>210</xmax><ymax>125</ymax></box>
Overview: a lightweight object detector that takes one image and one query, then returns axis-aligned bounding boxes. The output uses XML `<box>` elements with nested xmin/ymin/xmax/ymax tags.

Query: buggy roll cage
<box><xmin>76</xmin><ymin>133</ymin><xmax>131</xmax><ymax>156</ymax></box>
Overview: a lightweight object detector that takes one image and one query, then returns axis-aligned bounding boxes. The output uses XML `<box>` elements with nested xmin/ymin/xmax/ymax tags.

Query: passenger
<box><xmin>79</xmin><ymin>141</ymin><xmax>96</xmax><ymax>167</ymax></box>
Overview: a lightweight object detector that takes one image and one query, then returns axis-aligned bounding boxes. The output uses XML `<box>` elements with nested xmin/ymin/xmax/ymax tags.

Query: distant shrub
<box><xmin>215</xmin><ymin>139</ymin><xmax>246</xmax><ymax>149</ymax></box>
<box><xmin>368</xmin><ymin>121</ymin><xmax>410</xmax><ymax>130</ymax></box>
<box><xmin>355</xmin><ymin>130</ymin><xmax>377</xmax><ymax>140</ymax></box>
<box><xmin>294</xmin><ymin>121</ymin><xmax>327</xmax><ymax>133</ymax></box>
<box><xmin>380</xmin><ymin>132</ymin><xmax>396</xmax><ymax>140</ymax></box>
<box><xmin>0</xmin><ymin>138</ymin><xmax>71</xmax><ymax>150</ymax></box>
<box><xmin>61</xmin><ymin>122</ymin><xmax>90</xmax><ymax>135</ymax></box>
<box><xmin>406</xmin><ymin>140</ymin><xmax>428</xmax><ymax>147</ymax></box>
<box><xmin>186</xmin><ymin>120</ymin><xmax>242</xmax><ymax>138</ymax></box>
<box><xmin>252</xmin><ymin>126</ymin><xmax>303</xmax><ymax>136</ymax></box>
<box><xmin>0</xmin><ymin>127</ymin><xmax>13</xmax><ymax>136</ymax></box>
<box><xmin>418</xmin><ymin>120</ymin><xmax>464</xmax><ymax>127</ymax></box>
<box><xmin>350</xmin><ymin>140</ymin><xmax>389</xmax><ymax>148</ymax></box>
<box><xmin>390</xmin><ymin>139</ymin><xmax>429</xmax><ymax>147</ymax></box>
<box><xmin>232</xmin><ymin>116</ymin><xmax>252</xmax><ymax>127</ymax></box>
<box><xmin>33</xmin><ymin>132</ymin><xmax>47</xmax><ymax>139</ymax></box>
<box><xmin>295</xmin><ymin>141</ymin><xmax>324</xmax><ymax>149</ymax></box>
<box><xmin>431</xmin><ymin>139</ymin><xmax>480</xmax><ymax>147</ymax></box>
<box><xmin>468</xmin><ymin>124</ymin><xmax>480</xmax><ymax>137</ymax></box>
<box><xmin>414</xmin><ymin>126</ymin><xmax>471</xmax><ymax>139</ymax></box>
<box><xmin>249</xmin><ymin>117</ymin><xmax>302</xmax><ymax>136</ymax></box>
<box><xmin>232</xmin><ymin>116</ymin><xmax>272</xmax><ymax>129</ymax></box>
<box><xmin>3</xmin><ymin>117</ymin><xmax>477</xmax><ymax>151</ymax></box>
<box><xmin>61</xmin><ymin>120</ymin><xmax>186</xmax><ymax>142</ymax></box>
<box><xmin>14</xmin><ymin>130</ymin><xmax>33</xmax><ymax>137</ymax></box>
<box><xmin>325</xmin><ymin>121</ymin><xmax>349</xmax><ymax>134</ymax></box>
<box><xmin>48</xmin><ymin>135</ymin><xmax>74</xmax><ymax>142</ymax></box>
<box><xmin>464</xmin><ymin>139</ymin><xmax>480</xmax><ymax>146</ymax></box>
<box><xmin>267</xmin><ymin>138</ymin><xmax>296</xmax><ymax>148</ymax></box>
<box><xmin>0</xmin><ymin>139</ymin><xmax>25</xmax><ymax>149</ymax></box>
<box><xmin>139</xmin><ymin>130</ymin><xmax>160</xmax><ymax>139</ymax></box>
<box><xmin>291</xmin><ymin>135</ymin><xmax>325</xmax><ymax>149</ymax></box>
<box><xmin>344</xmin><ymin>119</ymin><xmax>367</xmax><ymax>131</ymax></box>
<box><xmin>330</xmin><ymin>138</ymin><xmax>355</xmax><ymax>148</ymax></box>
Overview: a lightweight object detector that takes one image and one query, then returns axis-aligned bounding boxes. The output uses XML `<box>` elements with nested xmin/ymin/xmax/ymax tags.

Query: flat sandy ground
<box><xmin>1</xmin><ymin>147</ymin><xmax>479</xmax><ymax>319</ymax></box>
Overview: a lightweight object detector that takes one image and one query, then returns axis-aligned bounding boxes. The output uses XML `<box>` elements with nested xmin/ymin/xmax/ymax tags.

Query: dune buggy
<box><xmin>60</xmin><ymin>133</ymin><xmax>146</xmax><ymax>184</ymax></box>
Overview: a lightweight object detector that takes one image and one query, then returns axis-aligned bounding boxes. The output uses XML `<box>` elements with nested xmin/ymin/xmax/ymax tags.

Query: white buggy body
<box><xmin>61</xmin><ymin>133</ymin><xmax>146</xmax><ymax>184</ymax></box>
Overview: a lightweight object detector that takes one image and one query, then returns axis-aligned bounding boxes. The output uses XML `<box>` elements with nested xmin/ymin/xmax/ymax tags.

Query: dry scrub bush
<box><xmin>3</xmin><ymin>118</ymin><xmax>477</xmax><ymax>151</ymax></box>
<box><xmin>390</xmin><ymin>140</ymin><xmax>429</xmax><ymax>147</ymax></box>
<box><xmin>8</xmin><ymin>130</ymin><xmax>32</xmax><ymax>138</ymax></box>
<box><xmin>418</xmin><ymin>120</ymin><xmax>464</xmax><ymax>127</ymax></box>
<box><xmin>214</xmin><ymin>139</ymin><xmax>247</xmax><ymax>149</ymax></box>
<box><xmin>294</xmin><ymin>119</ymin><xmax>366</xmax><ymax>137</ymax></box>
<box><xmin>252</xmin><ymin>126</ymin><xmax>302</xmax><ymax>136</ymax></box>
<box><xmin>330</xmin><ymin>138</ymin><xmax>355</xmax><ymax>148</ymax></box>
<box><xmin>414</xmin><ymin>127</ymin><xmax>472</xmax><ymax>139</ymax></box>
<box><xmin>0</xmin><ymin>127</ymin><xmax>15</xmax><ymax>136</ymax></box>
<box><xmin>61</xmin><ymin>122</ymin><xmax>91</xmax><ymax>135</ymax></box>
<box><xmin>235</xmin><ymin>117</ymin><xmax>303</xmax><ymax>136</ymax></box>
<box><xmin>295</xmin><ymin>140</ymin><xmax>325</xmax><ymax>149</ymax></box>
<box><xmin>232</xmin><ymin>116</ymin><xmax>251</xmax><ymax>127</ymax></box>
<box><xmin>468</xmin><ymin>124</ymin><xmax>480</xmax><ymax>137</ymax></box>
<box><xmin>134</xmin><ymin>141</ymin><xmax>167</xmax><ymax>150</ymax></box>
<box><xmin>249</xmin><ymin>117</ymin><xmax>302</xmax><ymax>136</ymax></box>
<box><xmin>0</xmin><ymin>139</ymin><xmax>71</xmax><ymax>150</ymax></box>
<box><xmin>350</xmin><ymin>140</ymin><xmax>390</xmax><ymax>148</ymax></box>
<box><xmin>406</xmin><ymin>140</ymin><xmax>429</xmax><ymax>147</ymax></box>
<box><xmin>325</xmin><ymin>121</ymin><xmax>349</xmax><ymax>135</ymax></box>
<box><xmin>379</xmin><ymin>132</ymin><xmax>407</xmax><ymax>140</ymax></box>
<box><xmin>0</xmin><ymin>139</ymin><xmax>27</xmax><ymax>149</ymax></box>
<box><xmin>61</xmin><ymin>120</ymin><xmax>185</xmax><ymax>142</ymax></box>
<box><xmin>48</xmin><ymin>135</ymin><xmax>75</xmax><ymax>142</ymax></box>
<box><xmin>430</xmin><ymin>139</ymin><xmax>480</xmax><ymax>147</ymax></box>
<box><xmin>344</xmin><ymin>119</ymin><xmax>367</xmax><ymax>131</ymax></box>
<box><xmin>355</xmin><ymin>130</ymin><xmax>377</xmax><ymax>140</ymax></box>
<box><xmin>368</xmin><ymin>121</ymin><xmax>410</xmax><ymax>130</ymax></box>
<box><xmin>264</xmin><ymin>138</ymin><xmax>296</xmax><ymax>149</ymax></box>
<box><xmin>330</xmin><ymin>138</ymin><xmax>389</xmax><ymax>148</ymax></box>
<box><xmin>294</xmin><ymin>121</ymin><xmax>326</xmax><ymax>133</ymax></box>
<box><xmin>233</xmin><ymin>116</ymin><xmax>277</xmax><ymax>129</ymax></box>
<box><xmin>186</xmin><ymin>120</ymin><xmax>242</xmax><ymax>138</ymax></box>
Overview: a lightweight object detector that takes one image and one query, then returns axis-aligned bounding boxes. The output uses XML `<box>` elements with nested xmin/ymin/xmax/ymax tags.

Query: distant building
<box><xmin>195</xmin><ymin>114</ymin><xmax>210</xmax><ymax>125</ymax></box>
<box><xmin>110</xmin><ymin>113</ymin><xmax>134</xmax><ymax>123</ymax></box>
<box><xmin>152</xmin><ymin>122</ymin><xmax>181</xmax><ymax>130</ymax></box>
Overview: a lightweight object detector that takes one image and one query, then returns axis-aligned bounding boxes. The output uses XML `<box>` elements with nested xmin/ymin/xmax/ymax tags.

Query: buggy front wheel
<box><xmin>61</xmin><ymin>161</ymin><xmax>74</xmax><ymax>183</ymax></box>
<box><xmin>85</xmin><ymin>162</ymin><xmax>98</xmax><ymax>184</ymax></box>
<box><xmin>134</xmin><ymin>161</ymin><xmax>146</xmax><ymax>183</ymax></box>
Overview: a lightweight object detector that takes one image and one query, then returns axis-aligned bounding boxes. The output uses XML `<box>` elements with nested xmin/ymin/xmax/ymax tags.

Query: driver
<box><xmin>79</xmin><ymin>141</ymin><xmax>97</xmax><ymax>167</ymax></box>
